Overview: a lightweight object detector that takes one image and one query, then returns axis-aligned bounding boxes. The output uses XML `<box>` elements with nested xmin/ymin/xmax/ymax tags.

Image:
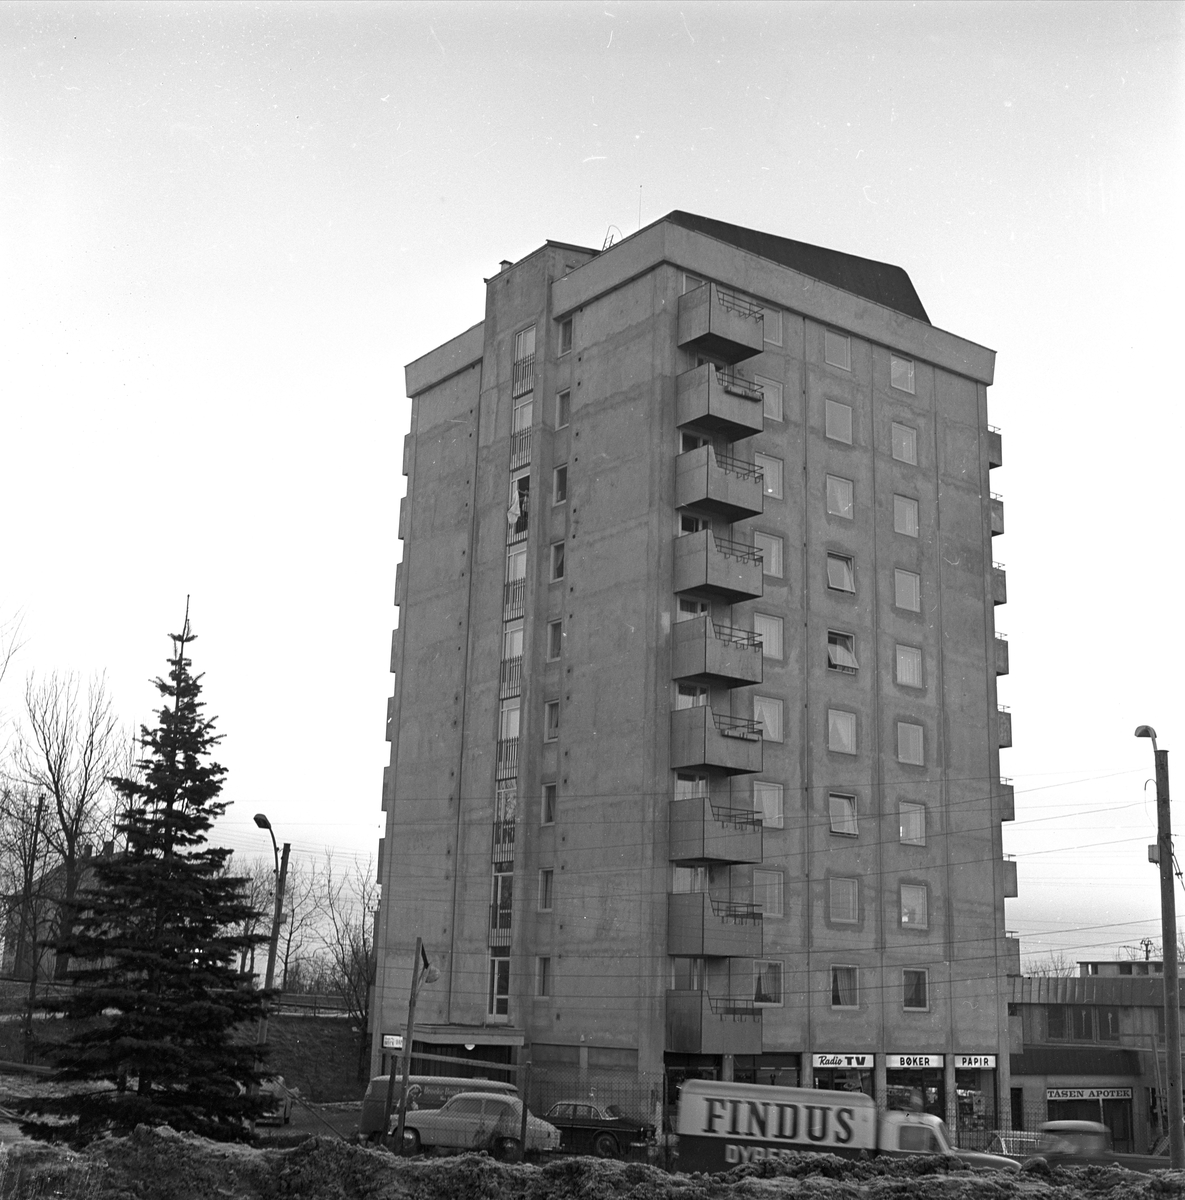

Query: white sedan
<box><xmin>401</xmin><ymin>1091</ymin><xmax>560</xmax><ymax>1160</ymax></box>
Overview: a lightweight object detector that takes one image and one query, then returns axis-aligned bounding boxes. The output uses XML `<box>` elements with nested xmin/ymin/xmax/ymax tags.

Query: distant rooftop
<box><xmin>660</xmin><ymin>211</ymin><xmax>931</xmax><ymax>325</ymax></box>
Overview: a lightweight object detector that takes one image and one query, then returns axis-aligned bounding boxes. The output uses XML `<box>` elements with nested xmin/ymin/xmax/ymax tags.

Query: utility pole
<box><xmin>385</xmin><ymin>937</ymin><xmax>438</xmax><ymax>1151</ymax></box>
<box><xmin>22</xmin><ymin>793</ymin><xmax>45</xmax><ymax>1064</ymax></box>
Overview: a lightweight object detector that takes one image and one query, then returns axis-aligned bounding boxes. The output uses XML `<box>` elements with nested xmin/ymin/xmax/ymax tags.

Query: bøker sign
<box><xmin>887</xmin><ymin>1054</ymin><xmax>943</xmax><ymax>1069</ymax></box>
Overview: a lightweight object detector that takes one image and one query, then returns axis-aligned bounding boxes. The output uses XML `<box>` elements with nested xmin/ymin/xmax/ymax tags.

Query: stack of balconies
<box><xmin>666</xmin><ymin>282</ymin><xmax>767</xmax><ymax>1057</ymax></box>
<box><xmin>989</xmin><ymin>427</ymin><xmax>1015</xmax><ymax>890</ymax></box>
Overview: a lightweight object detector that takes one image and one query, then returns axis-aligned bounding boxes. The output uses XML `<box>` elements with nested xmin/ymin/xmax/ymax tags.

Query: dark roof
<box><xmin>1012</xmin><ymin>1047</ymin><xmax>1144</xmax><ymax>1077</ymax></box>
<box><xmin>1012</xmin><ymin>975</ymin><xmax>1167</xmax><ymax>1007</ymax></box>
<box><xmin>661</xmin><ymin>211</ymin><xmax>930</xmax><ymax>324</ymax></box>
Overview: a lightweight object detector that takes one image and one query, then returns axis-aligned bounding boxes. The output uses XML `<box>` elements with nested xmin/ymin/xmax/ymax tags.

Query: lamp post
<box><xmin>253</xmin><ymin>813</ymin><xmax>290</xmax><ymax>1049</ymax></box>
<box><xmin>384</xmin><ymin>936</ymin><xmax>439</xmax><ymax>1152</ymax></box>
<box><xmin>1136</xmin><ymin>725</ymin><xmax>1184</xmax><ymax>1169</ymax></box>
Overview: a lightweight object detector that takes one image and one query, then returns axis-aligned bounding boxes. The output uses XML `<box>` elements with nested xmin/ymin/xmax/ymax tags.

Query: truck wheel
<box><xmin>593</xmin><ymin>1132</ymin><xmax>619</xmax><ymax>1158</ymax></box>
<box><xmin>498</xmin><ymin>1137</ymin><xmax>523</xmax><ymax>1163</ymax></box>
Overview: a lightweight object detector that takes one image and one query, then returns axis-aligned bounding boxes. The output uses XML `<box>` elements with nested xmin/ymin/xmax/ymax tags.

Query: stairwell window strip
<box><xmin>512</xmin><ymin>326</ymin><xmax>536</xmax><ymax>398</ymax></box>
<box><xmin>536</xmin><ymin>956</ymin><xmax>551</xmax><ymax>997</ymax></box>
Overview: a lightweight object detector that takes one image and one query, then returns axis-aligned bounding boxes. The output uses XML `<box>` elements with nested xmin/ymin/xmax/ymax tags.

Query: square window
<box><xmin>544</xmin><ymin>700</ymin><xmax>560</xmax><ymax>741</ymax></box>
<box><xmin>488</xmin><ymin>954</ymin><xmax>510</xmax><ymax>1017</ymax></box>
<box><xmin>900</xmin><ymin>883</ymin><xmax>928</xmax><ymax>928</ymax></box>
<box><xmin>680</xmin><ymin>513</ymin><xmax>706</xmax><ymax>535</ymax></box>
<box><xmin>754</xmin><ymin>532</ymin><xmax>783</xmax><ymax>578</ymax></box>
<box><xmin>896</xmin><ymin>644</ymin><xmax>923</xmax><ymax>687</ymax></box>
<box><xmin>827</xmin><ymin>630</ymin><xmax>859</xmax><ymax>674</ymax></box>
<box><xmin>900</xmin><ymin>802</ymin><xmax>925</xmax><ymax>844</ymax></box>
<box><xmin>753</xmin><ymin>695</ymin><xmax>783</xmax><ymax>742</ymax></box>
<box><xmin>675</xmin><ymin>772</ymin><xmax>708</xmax><ymax>800</ymax></box>
<box><xmin>894</xmin><ymin>569</ymin><xmax>920</xmax><ymax>612</ymax></box>
<box><xmin>829</xmin><ymin>792</ymin><xmax>858</xmax><ymax>836</ymax></box>
<box><xmin>828</xmin><ymin>709</ymin><xmax>856</xmax><ymax>754</ymax></box>
<box><xmin>826</xmin><ymin>474</ymin><xmax>854</xmax><ymax>519</ymax></box>
<box><xmin>672</xmin><ymin>864</ymin><xmax>708</xmax><ymax>893</ymax></box>
<box><xmin>903</xmin><ymin>968</ymin><xmax>928</xmax><ymax>1010</ymax></box>
<box><xmin>538</xmin><ymin>868</ymin><xmax>554</xmax><ymax>911</ymax></box>
<box><xmin>824</xmin><ymin>329</ymin><xmax>851</xmax><ymax>370</ymax></box>
<box><xmin>897</xmin><ymin>721</ymin><xmax>924</xmax><ymax>765</ymax></box>
<box><xmin>753</xmin><ymin>612</ymin><xmax>783</xmax><ymax>659</ymax></box>
<box><xmin>825</xmin><ymin>399</ymin><xmax>853</xmax><ymax>443</ymax></box>
<box><xmin>754</xmin><ymin>453</ymin><xmax>783</xmax><ymax>500</ymax></box>
<box><xmin>890</xmin><ymin>354</ymin><xmax>915</xmax><ymax>394</ymax></box>
<box><xmin>829</xmin><ymin>877</ymin><xmax>858</xmax><ymax>923</ymax></box>
<box><xmin>677</xmin><ymin>597</ymin><xmax>709</xmax><ymax>622</ymax></box>
<box><xmin>756</xmin><ymin>374</ymin><xmax>783</xmax><ymax>422</ymax></box>
<box><xmin>551</xmin><ymin>542</ymin><xmax>566</xmax><ymax>581</ymax></box>
<box><xmin>559</xmin><ymin>318</ymin><xmax>573</xmax><ymax>355</ymax></box>
<box><xmin>675</xmin><ymin>682</ymin><xmax>708</xmax><ymax>709</ymax></box>
<box><xmin>894</xmin><ymin>495</ymin><xmax>919</xmax><ymax>537</ymax></box>
<box><xmin>554</xmin><ymin>465</ymin><xmax>568</xmax><ymax>504</ymax></box>
<box><xmin>536</xmin><ymin>956</ymin><xmax>552</xmax><ymax>997</ymax></box>
<box><xmin>831</xmin><ymin>965</ymin><xmax>858</xmax><ymax>1007</ymax></box>
<box><xmin>762</xmin><ymin>307</ymin><xmax>783</xmax><ymax>347</ymax></box>
<box><xmin>891</xmin><ymin>423</ymin><xmax>917</xmax><ymax>465</ymax></box>
<box><xmin>754</xmin><ymin>960</ymin><xmax>784</xmax><ymax>1006</ymax></box>
<box><xmin>753</xmin><ymin>869</ymin><xmax>783</xmax><ymax>918</ymax></box>
<box><xmin>826</xmin><ymin>553</ymin><xmax>855</xmax><ymax>593</ymax></box>
<box><xmin>542</xmin><ymin>783</ymin><xmax>557</xmax><ymax>825</ymax></box>
<box><xmin>753</xmin><ymin>781</ymin><xmax>783</xmax><ymax>830</ymax></box>
<box><xmin>547</xmin><ymin>620</ymin><xmax>563</xmax><ymax>661</ymax></box>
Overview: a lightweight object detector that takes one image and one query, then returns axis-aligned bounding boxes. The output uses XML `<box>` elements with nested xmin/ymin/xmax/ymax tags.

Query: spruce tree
<box><xmin>24</xmin><ymin>614</ymin><xmax>270</xmax><ymax>1141</ymax></box>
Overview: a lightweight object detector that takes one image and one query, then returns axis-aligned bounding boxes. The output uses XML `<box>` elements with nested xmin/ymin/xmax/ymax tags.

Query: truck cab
<box><xmin>878</xmin><ymin>1110</ymin><xmax>1018</xmax><ymax>1171</ymax></box>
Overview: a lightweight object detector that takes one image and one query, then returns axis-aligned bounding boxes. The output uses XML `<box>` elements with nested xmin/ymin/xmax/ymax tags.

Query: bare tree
<box><xmin>14</xmin><ymin>671</ymin><xmax>121</xmax><ymax>978</ymax></box>
<box><xmin>1024</xmin><ymin>950</ymin><xmax>1078</xmax><ymax>977</ymax></box>
<box><xmin>230</xmin><ymin>855</ymin><xmax>274</xmax><ymax>977</ymax></box>
<box><xmin>277</xmin><ymin>858</ymin><xmax>323</xmax><ymax>992</ymax></box>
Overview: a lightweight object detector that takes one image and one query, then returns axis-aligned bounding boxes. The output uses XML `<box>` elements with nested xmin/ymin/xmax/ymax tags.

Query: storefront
<box><xmin>954</xmin><ymin>1054</ymin><xmax>998</xmax><ymax>1139</ymax></box>
<box><xmin>1047</xmin><ymin>1086</ymin><xmax>1134</xmax><ymax>1152</ymax></box>
<box><xmin>732</xmin><ymin>1053</ymin><xmax>801</xmax><ymax>1088</ymax></box>
<box><xmin>812</xmin><ymin>1052</ymin><xmax>874</xmax><ymax>1098</ymax></box>
<box><xmin>886</xmin><ymin>1054</ymin><xmax>945</xmax><ymax>1117</ymax></box>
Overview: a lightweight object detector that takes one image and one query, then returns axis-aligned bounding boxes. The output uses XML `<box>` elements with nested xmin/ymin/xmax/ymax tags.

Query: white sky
<box><xmin>1</xmin><ymin>1</ymin><xmax>1182</xmax><ymax>962</ymax></box>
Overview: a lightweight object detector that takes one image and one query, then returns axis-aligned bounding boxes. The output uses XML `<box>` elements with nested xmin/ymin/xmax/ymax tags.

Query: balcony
<box><xmin>990</xmin><ymin>494</ymin><xmax>1005</xmax><ymax>537</ymax></box>
<box><xmin>511</xmin><ymin>352</ymin><xmax>535</xmax><ymax>398</ymax></box>
<box><xmin>997</xmin><ymin>706</ymin><xmax>1012</xmax><ymax>749</ymax></box>
<box><xmin>668</xmin><ymin>891</ymin><xmax>762</xmax><ymax>958</ymax></box>
<box><xmin>496</xmin><ymin>737</ymin><xmax>519</xmax><ymax>781</ymax></box>
<box><xmin>489</xmin><ymin>903</ymin><xmax>513</xmax><ymax>948</ymax></box>
<box><xmin>672</xmin><ymin>615</ymin><xmax>762</xmax><ymax>687</ymax></box>
<box><xmin>670</xmin><ymin>706</ymin><xmax>763</xmax><ymax>776</ymax></box>
<box><xmin>669</xmin><ymin>797</ymin><xmax>762</xmax><ymax>865</ymax></box>
<box><xmin>675</xmin><ymin>445</ymin><xmax>764</xmax><ymax>521</ymax></box>
<box><xmin>676</xmin><ymin>364</ymin><xmax>765</xmax><ymax>442</ymax></box>
<box><xmin>492</xmin><ymin>819</ymin><xmax>515</xmax><ymax>863</ymax></box>
<box><xmin>500</xmin><ymin>656</ymin><xmax>523</xmax><ymax>698</ymax></box>
<box><xmin>988</xmin><ymin>427</ymin><xmax>1003</xmax><ymax>469</ymax></box>
<box><xmin>991</xmin><ymin>563</ymin><xmax>1007</xmax><ymax>606</ymax></box>
<box><xmin>674</xmin><ymin>529</ymin><xmax>763</xmax><ymax>603</ymax></box>
<box><xmin>503</xmin><ymin>578</ymin><xmax>525</xmax><ymax>621</ymax></box>
<box><xmin>677</xmin><ymin>282</ymin><xmax>764</xmax><ymax>364</ymax></box>
<box><xmin>998</xmin><ymin>777</ymin><xmax>1015</xmax><ymax>822</ymax></box>
<box><xmin>666</xmin><ymin>990</ymin><xmax>762</xmax><ymax>1056</ymax></box>
<box><xmin>994</xmin><ymin>634</ymin><xmax>1009</xmax><ymax>677</ymax></box>
<box><xmin>510</xmin><ymin>428</ymin><xmax>532</xmax><ymax>471</ymax></box>
<box><xmin>1002</xmin><ymin>857</ymin><xmax>1018</xmax><ymax>899</ymax></box>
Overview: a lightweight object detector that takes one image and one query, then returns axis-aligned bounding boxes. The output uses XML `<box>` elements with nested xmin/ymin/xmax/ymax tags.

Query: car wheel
<box><xmin>402</xmin><ymin>1128</ymin><xmax>421</xmax><ymax>1156</ymax></box>
<box><xmin>498</xmin><ymin>1137</ymin><xmax>523</xmax><ymax>1163</ymax></box>
<box><xmin>593</xmin><ymin>1132</ymin><xmax>619</xmax><ymax>1158</ymax></box>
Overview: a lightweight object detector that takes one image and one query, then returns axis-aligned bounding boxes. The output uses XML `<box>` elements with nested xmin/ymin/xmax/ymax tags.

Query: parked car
<box><xmin>987</xmin><ymin>1131</ymin><xmax>1042</xmax><ymax>1157</ymax></box>
<box><xmin>543</xmin><ymin>1100</ymin><xmax>654</xmax><ymax>1158</ymax></box>
<box><xmin>1022</xmin><ymin>1120</ymin><xmax>1168</xmax><ymax>1173</ymax></box>
<box><xmin>401</xmin><ymin>1091</ymin><xmax>560</xmax><ymax>1160</ymax></box>
<box><xmin>258</xmin><ymin>1075</ymin><xmax>293</xmax><ymax>1125</ymax></box>
<box><xmin>359</xmin><ymin>1074</ymin><xmax>518</xmax><ymax>1141</ymax></box>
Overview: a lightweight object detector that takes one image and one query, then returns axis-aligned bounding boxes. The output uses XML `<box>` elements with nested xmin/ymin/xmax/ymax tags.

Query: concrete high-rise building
<box><xmin>374</xmin><ymin>212</ymin><xmax>1014</xmax><ymax>1133</ymax></box>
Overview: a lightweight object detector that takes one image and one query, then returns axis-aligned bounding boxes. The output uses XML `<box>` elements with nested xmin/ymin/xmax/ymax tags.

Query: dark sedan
<box><xmin>544</xmin><ymin>1101</ymin><xmax>654</xmax><ymax>1158</ymax></box>
<box><xmin>1023</xmin><ymin>1120</ymin><xmax>1169</xmax><ymax>1174</ymax></box>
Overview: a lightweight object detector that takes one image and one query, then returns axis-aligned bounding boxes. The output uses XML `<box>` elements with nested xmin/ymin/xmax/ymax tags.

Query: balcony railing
<box><xmin>665</xmin><ymin>989</ymin><xmax>762</xmax><ymax>1056</ymax></box>
<box><xmin>489</xmin><ymin>903</ymin><xmax>513</xmax><ymax>947</ymax></box>
<box><xmin>669</xmin><ymin>795</ymin><xmax>763</xmax><ymax>865</ymax></box>
<box><xmin>503</xmin><ymin>579</ymin><xmax>525</xmax><ymax>621</ymax></box>
<box><xmin>677</xmin><ymin>283</ymin><xmax>764</xmax><ymax>364</ymax></box>
<box><xmin>671</xmin><ymin>705</ymin><xmax>763</xmax><ymax>775</ymax></box>
<box><xmin>510</xmin><ymin>428</ymin><xmax>532</xmax><ymax>471</ymax></box>
<box><xmin>715</xmin><ymin>369</ymin><xmax>764</xmax><ymax>402</ymax></box>
<box><xmin>492</xmin><ymin>820</ymin><xmax>515</xmax><ymax>863</ymax></box>
<box><xmin>672</xmin><ymin>615</ymin><xmax>762</xmax><ymax>688</ymax></box>
<box><xmin>714</xmin><ymin>713</ymin><xmax>762</xmax><ymax>740</ymax></box>
<box><xmin>668</xmin><ymin>891</ymin><xmax>763</xmax><ymax>958</ymax></box>
<box><xmin>500</xmin><ymin>656</ymin><xmax>522</xmax><ymax>698</ymax></box>
<box><xmin>673</xmin><ymin>529</ymin><xmax>764</xmax><ymax>603</ymax></box>
<box><xmin>511</xmin><ymin>353</ymin><xmax>535</xmax><ymax>398</ymax></box>
<box><xmin>714</xmin><ymin>450</ymin><xmax>763</xmax><ymax>482</ymax></box>
<box><xmin>496</xmin><ymin>737</ymin><xmax>519</xmax><ymax>780</ymax></box>
<box><xmin>675</xmin><ymin>444</ymin><xmax>764</xmax><ymax>520</ymax></box>
<box><xmin>675</xmin><ymin>363</ymin><xmax>765</xmax><ymax>441</ymax></box>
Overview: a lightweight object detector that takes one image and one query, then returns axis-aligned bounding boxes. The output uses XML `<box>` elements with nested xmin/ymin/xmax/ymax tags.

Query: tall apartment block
<box><xmin>375</xmin><ymin>212</ymin><xmax>1015</xmax><ymax>1132</ymax></box>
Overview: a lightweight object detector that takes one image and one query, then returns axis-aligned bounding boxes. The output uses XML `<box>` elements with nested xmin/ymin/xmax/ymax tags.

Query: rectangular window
<box><xmin>891</xmin><ymin>422</ymin><xmax>917</xmax><ymax>465</ymax></box>
<box><xmin>756</xmin><ymin>374</ymin><xmax>783</xmax><ymax>422</ymax></box>
<box><xmin>503</xmin><ymin>623</ymin><xmax>523</xmax><ymax>662</ymax></box>
<box><xmin>514</xmin><ymin>326</ymin><xmax>536</xmax><ymax>361</ymax></box>
<box><xmin>890</xmin><ymin>354</ymin><xmax>915</xmax><ymax>394</ymax></box>
<box><xmin>507</xmin><ymin>473</ymin><xmax>530</xmax><ymax>537</ymax></box>
<box><xmin>896</xmin><ymin>645</ymin><xmax>923</xmax><ymax>687</ymax></box>
<box><xmin>894</xmin><ymin>568</ymin><xmax>920</xmax><ymax>612</ymax></box>
<box><xmin>827</xmin><ymin>630</ymin><xmax>859</xmax><ymax>674</ymax></box>
<box><xmin>672</xmin><ymin>956</ymin><xmax>705</xmax><ymax>990</ymax></box>
<box><xmin>538</xmin><ymin>868</ymin><xmax>554</xmax><ymax>911</ymax></box>
<box><xmin>829</xmin><ymin>792</ymin><xmax>858</xmax><ymax>836</ymax></box>
<box><xmin>675</xmin><ymin>772</ymin><xmax>708</xmax><ymax>800</ymax></box>
<box><xmin>680</xmin><ymin>513</ymin><xmax>706</xmax><ymax>535</ymax></box>
<box><xmin>900</xmin><ymin>883</ymin><xmax>928</xmax><ymax>928</ymax></box>
<box><xmin>754</xmin><ymin>453</ymin><xmax>783</xmax><ymax>500</ymax></box>
<box><xmin>559</xmin><ymin>318</ymin><xmax>573</xmax><ymax>355</ymax></box>
<box><xmin>672</xmin><ymin>864</ymin><xmax>709</xmax><ymax>893</ymax></box>
<box><xmin>553</xmin><ymin>465</ymin><xmax>568</xmax><ymax>504</ymax></box>
<box><xmin>677</xmin><ymin>597</ymin><xmax>709</xmax><ymax>621</ymax></box>
<box><xmin>1047</xmin><ymin>1005</ymin><xmax>1068</xmax><ymax>1039</ymax></box>
<box><xmin>826</xmin><ymin>553</ymin><xmax>855</xmax><ymax>593</ymax></box>
<box><xmin>753</xmin><ymin>696</ymin><xmax>783</xmax><ymax>742</ymax></box>
<box><xmin>826</xmin><ymin>474</ymin><xmax>854</xmax><ymax>519</ymax></box>
<box><xmin>753</xmin><ymin>780</ymin><xmax>783</xmax><ymax>830</ymax></box>
<box><xmin>829</xmin><ymin>878</ymin><xmax>858</xmax><ymax>924</ymax></box>
<box><xmin>1099</xmin><ymin>1007</ymin><xmax>1121</xmax><ymax>1041</ymax></box>
<box><xmin>753</xmin><ymin>612</ymin><xmax>783</xmax><ymax>659</ymax></box>
<box><xmin>899</xmin><ymin>801</ymin><xmax>926</xmax><ymax>846</ymax></box>
<box><xmin>903</xmin><ymin>968</ymin><xmax>928</xmax><ymax>1010</ymax></box>
<box><xmin>753</xmin><ymin>869</ymin><xmax>783</xmax><ymax>918</ymax></box>
<box><xmin>512</xmin><ymin>327</ymin><xmax>536</xmax><ymax>398</ymax></box>
<box><xmin>894</xmin><ymin>495</ymin><xmax>919</xmax><ymax>537</ymax></box>
<box><xmin>1072</xmin><ymin>1006</ymin><xmax>1093</xmax><ymax>1040</ymax></box>
<box><xmin>547</xmin><ymin>620</ymin><xmax>562</xmax><ymax>661</ymax></box>
<box><xmin>754</xmin><ymin>532</ymin><xmax>783</xmax><ymax>578</ymax></box>
<box><xmin>551</xmin><ymin>542</ymin><xmax>565</xmax><ymax>581</ymax></box>
<box><xmin>828</xmin><ymin>709</ymin><xmax>856</xmax><ymax>755</ymax></box>
<box><xmin>536</xmin><ymin>956</ymin><xmax>551</xmax><ymax>997</ymax></box>
<box><xmin>499</xmin><ymin>697</ymin><xmax>520</xmax><ymax>741</ymax></box>
<box><xmin>754</xmin><ymin>960</ymin><xmax>784</xmax><ymax>1006</ymax></box>
<box><xmin>683</xmin><ymin>272</ymin><xmax>704</xmax><ymax>293</ymax></box>
<box><xmin>898</xmin><ymin>721</ymin><xmax>924</xmax><ymax>765</ymax></box>
<box><xmin>488</xmin><ymin>954</ymin><xmax>510</xmax><ymax>1017</ymax></box>
<box><xmin>825</xmin><ymin>398</ymin><xmax>853</xmax><ymax>443</ymax></box>
<box><xmin>542</xmin><ymin>782</ymin><xmax>557</xmax><ymax>825</ymax></box>
<box><xmin>762</xmin><ymin>307</ymin><xmax>783</xmax><ymax>347</ymax></box>
<box><xmin>824</xmin><ymin>330</ymin><xmax>851</xmax><ymax>370</ymax></box>
<box><xmin>556</xmin><ymin>390</ymin><xmax>571</xmax><ymax>428</ymax></box>
<box><xmin>831</xmin><ymin>965</ymin><xmax>858</xmax><ymax>1007</ymax></box>
<box><xmin>544</xmin><ymin>700</ymin><xmax>560</xmax><ymax>741</ymax></box>
<box><xmin>675</xmin><ymin>682</ymin><xmax>708</xmax><ymax>710</ymax></box>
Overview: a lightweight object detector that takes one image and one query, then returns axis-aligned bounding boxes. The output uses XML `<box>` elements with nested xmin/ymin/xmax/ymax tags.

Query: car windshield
<box><xmin>1039</xmin><ymin>1131</ymin><xmax>1106</xmax><ymax>1155</ymax></box>
<box><xmin>604</xmin><ymin>1105</ymin><xmax>624</xmax><ymax>1118</ymax></box>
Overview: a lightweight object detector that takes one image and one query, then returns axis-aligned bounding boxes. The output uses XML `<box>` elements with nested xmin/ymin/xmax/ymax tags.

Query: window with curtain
<box><xmin>753</xmin><ymin>781</ymin><xmax>783</xmax><ymax>829</ymax></box>
<box><xmin>754</xmin><ymin>960</ymin><xmax>784</xmax><ymax>1006</ymax></box>
<box><xmin>828</xmin><ymin>709</ymin><xmax>856</xmax><ymax>754</ymax></box>
<box><xmin>753</xmin><ymin>696</ymin><xmax>783</xmax><ymax>742</ymax></box>
<box><xmin>831</xmin><ymin>965</ymin><xmax>858</xmax><ymax>1007</ymax></box>
<box><xmin>900</xmin><ymin>883</ymin><xmax>928</xmax><ymax>928</ymax></box>
<box><xmin>826</xmin><ymin>474</ymin><xmax>854</xmax><ymax>518</ymax></box>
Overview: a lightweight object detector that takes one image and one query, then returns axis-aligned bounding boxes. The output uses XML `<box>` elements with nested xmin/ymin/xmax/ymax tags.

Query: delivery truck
<box><xmin>675</xmin><ymin>1079</ymin><xmax>1019</xmax><ymax>1172</ymax></box>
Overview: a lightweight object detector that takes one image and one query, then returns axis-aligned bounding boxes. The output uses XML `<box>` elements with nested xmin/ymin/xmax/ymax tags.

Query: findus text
<box><xmin>701</xmin><ymin>1097</ymin><xmax>856</xmax><ymax>1144</ymax></box>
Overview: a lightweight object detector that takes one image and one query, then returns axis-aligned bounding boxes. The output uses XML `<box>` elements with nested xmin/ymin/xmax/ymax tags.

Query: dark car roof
<box><xmin>1041</xmin><ymin>1121</ymin><xmax>1110</xmax><ymax>1134</ymax></box>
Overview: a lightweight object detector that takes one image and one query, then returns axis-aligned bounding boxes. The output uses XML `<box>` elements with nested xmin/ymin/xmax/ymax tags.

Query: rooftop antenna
<box><xmin>601</xmin><ymin>224</ymin><xmax>623</xmax><ymax>251</ymax></box>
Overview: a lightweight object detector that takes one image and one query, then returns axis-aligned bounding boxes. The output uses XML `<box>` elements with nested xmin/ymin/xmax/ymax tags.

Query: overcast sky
<box><xmin>1</xmin><ymin>1</ymin><xmax>1182</xmax><ymax>962</ymax></box>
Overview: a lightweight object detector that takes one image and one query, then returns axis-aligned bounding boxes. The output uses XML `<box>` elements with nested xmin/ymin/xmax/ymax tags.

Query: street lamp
<box><xmin>253</xmin><ymin>813</ymin><xmax>290</xmax><ymax>1048</ymax></box>
<box><xmin>1136</xmin><ymin>726</ymin><xmax>1184</xmax><ymax>1168</ymax></box>
<box><xmin>384</xmin><ymin>936</ymin><xmax>440</xmax><ymax>1152</ymax></box>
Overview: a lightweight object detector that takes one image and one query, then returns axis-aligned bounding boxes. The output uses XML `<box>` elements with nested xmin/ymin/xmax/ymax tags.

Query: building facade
<box><xmin>374</xmin><ymin>212</ymin><xmax>1015</xmax><ymax>1133</ymax></box>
